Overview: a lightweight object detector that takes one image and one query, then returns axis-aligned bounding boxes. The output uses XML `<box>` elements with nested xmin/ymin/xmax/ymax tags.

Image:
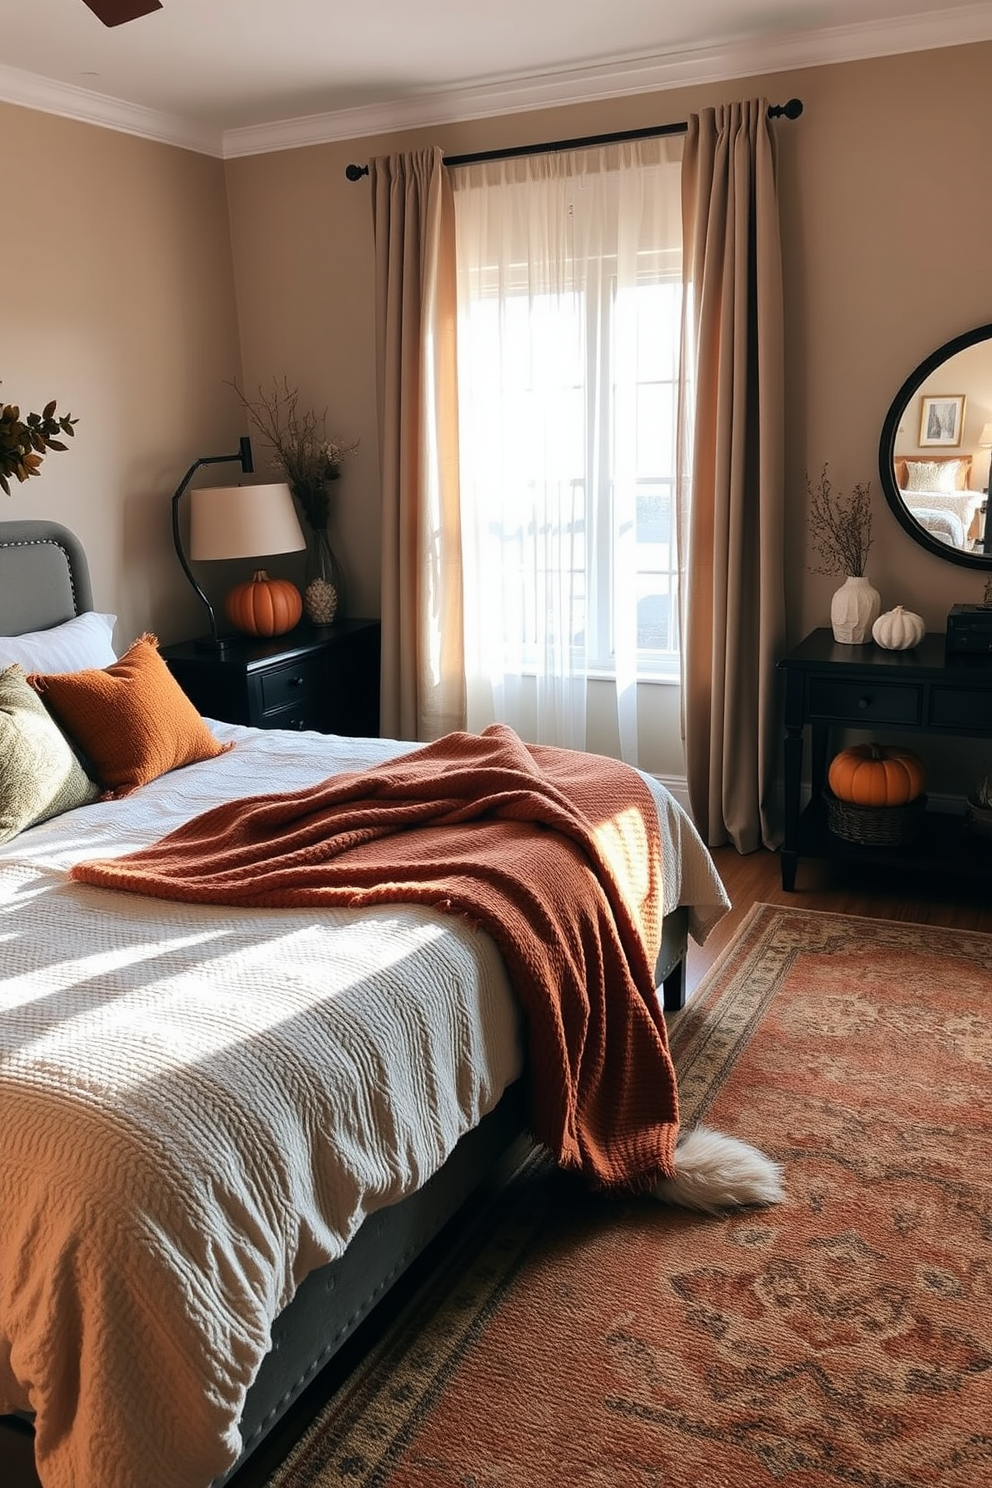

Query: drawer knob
<box><xmin>858</xmin><ymin>695</ymin><xmax>870</xmax><ymax>710</ymax></box>
<box><xmin>289</xmin><ymin>674</ymin><xmax>305</xmax><ymax>687</ymax></box>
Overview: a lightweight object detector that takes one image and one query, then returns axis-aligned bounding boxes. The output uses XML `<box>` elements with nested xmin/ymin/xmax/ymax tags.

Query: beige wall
<box><xmin>0</xmin><ymin>102</ymin><xmax>245</xmax><ymax>648</ymax></box>
<box><xmin>4</xmin><ymin>40</ymin><xmax>991</xmax><ymax>788</ymax></box>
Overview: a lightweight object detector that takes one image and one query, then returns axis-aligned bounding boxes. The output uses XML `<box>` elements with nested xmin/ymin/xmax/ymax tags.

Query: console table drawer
<box><xmin>929</xmin><ymin>688</ymin><xmax>992</xmax><ymax>731</ymax></box>
<box><xmin>808</xmin><ymin>679</ymin><xmax>922</xmax><ymax>726</ymax></box>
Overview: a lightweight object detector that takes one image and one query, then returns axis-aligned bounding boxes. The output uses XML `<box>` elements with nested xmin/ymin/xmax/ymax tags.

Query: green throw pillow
<box><xmin>0</xmin><ymin>663</ymin><xmax>99</xmax><ymax>845</ymax></box>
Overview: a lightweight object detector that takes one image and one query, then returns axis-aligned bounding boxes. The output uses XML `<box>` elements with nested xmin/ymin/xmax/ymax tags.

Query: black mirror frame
<box><xmin>878</xmin><ymin>322</ymin><xmax>992</xmax><ymax>570</ymax></box>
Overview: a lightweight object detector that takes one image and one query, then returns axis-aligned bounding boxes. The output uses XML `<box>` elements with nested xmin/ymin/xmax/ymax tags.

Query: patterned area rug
<box><xmin>267</xmin><ymin>903</ymin><xmax>992</xmax><ymax>1488</ymax></box>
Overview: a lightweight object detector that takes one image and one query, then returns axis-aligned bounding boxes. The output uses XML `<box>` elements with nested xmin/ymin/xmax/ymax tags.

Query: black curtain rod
<box><xmin>345</xmin><ymin>97</ymin><xmax>802</xmax><ymax>180</ymax></box>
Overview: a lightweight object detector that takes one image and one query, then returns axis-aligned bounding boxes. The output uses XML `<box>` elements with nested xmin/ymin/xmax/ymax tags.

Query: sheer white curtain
<box><xmin>451</xmin><ymin>140</ymin><xmax>683</xmax><ymax>762</ymax></box>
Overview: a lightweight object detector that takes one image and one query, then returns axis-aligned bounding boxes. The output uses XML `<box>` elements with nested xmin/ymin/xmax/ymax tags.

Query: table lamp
<box><xmin>979</xmin><ymin>423</ymin><xmax>992</xmax><ymax>555</ymax></box>
<box><xmin>172</xmin><ymin>438</ymin><xmax>305</xmax><ymax>649</ymax></box>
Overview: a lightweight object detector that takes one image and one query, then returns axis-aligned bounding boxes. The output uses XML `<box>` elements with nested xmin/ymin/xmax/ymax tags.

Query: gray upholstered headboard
<box><xmin>0</xmin><ymin>520</ymin><xmax>94</xmax><ymax>635</ymax></box>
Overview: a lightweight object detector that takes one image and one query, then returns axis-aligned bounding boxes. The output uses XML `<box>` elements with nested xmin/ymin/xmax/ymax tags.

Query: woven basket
<box><xmin>965</xmin><ymin>799</ymin><xmax>992</xmax><ymax>841</ymax></box>
<box><xmin>824</xmin><ymin>789</ymin><xmax>926</xmax><ymax>846</ymax></box>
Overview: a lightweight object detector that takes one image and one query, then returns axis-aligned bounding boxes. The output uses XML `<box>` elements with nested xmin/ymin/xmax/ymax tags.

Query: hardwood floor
<box><xmin>0</xmin><ymin>1417</ymin><xmax>36</xmax><ymax>1488</ymax></box>
<box><xmin>3</xmin><ymin>843</ymin><xmax>989</xmax><ymax>1488</ymax></box>
<box><xmin>685</xmin><ymin>843</ymin><xmax>992</xmax><ymax>996</ymax></box>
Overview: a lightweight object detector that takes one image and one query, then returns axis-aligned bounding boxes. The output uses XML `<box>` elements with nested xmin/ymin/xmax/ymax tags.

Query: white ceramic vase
<box><xmin>830</xmin><ymin>575</ymin><xmax>881</xmax><ymax>644</ymax></box>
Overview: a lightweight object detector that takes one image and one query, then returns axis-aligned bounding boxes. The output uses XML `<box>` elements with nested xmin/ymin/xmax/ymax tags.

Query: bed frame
<box><xmin>0</xmin><ymin>518</ymin><xmax>689</xmax><ymax>1484</ymax></box>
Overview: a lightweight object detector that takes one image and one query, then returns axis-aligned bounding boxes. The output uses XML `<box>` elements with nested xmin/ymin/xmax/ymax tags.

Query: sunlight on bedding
<box><xmin>0</xmin><ymin>908</ymin><xmax>455</xmax><ymax>1056</ymax></box>
<box><xmin>591</xmin><ymin>804</ymin><xmax>657</xmax><ymax>945</ymax></box>
<box><xmin>1</xmin><ymin>734</ymin><xmax>527</xmax><ymax>1488</ymax></box>
<box><xmin>0</xmin><ymin>717</ymin><xmax>728</xmax><ymax>1488</ymax></box>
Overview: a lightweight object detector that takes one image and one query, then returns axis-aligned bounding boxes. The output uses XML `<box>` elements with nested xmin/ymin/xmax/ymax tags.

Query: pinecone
<box><xmin>304</xmin><ymin>577</ymin><xmax>338</xmax><ymax>624</ymax></box>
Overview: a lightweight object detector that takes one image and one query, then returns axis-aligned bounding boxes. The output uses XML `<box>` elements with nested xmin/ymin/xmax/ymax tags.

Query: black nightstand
<box><xmin>160</xmin><ymin>620</ymin><xmax>381</xmax><ymax>737</ymax></box>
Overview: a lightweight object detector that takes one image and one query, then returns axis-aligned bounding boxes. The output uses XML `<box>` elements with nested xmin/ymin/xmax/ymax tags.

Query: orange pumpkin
<box><xmin>224</xmin><ymin>569</ymin><xmax>302</xmax><ymax>638</ymax></box>
<box><xmin>827</xmin><ymin>742</ymin><xmax>926</xmax><ymax>807</ymax></box>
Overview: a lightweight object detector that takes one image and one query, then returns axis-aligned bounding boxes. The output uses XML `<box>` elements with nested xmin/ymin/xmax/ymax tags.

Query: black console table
<box><xmin>777</xmin><ymin>628</ymin><xmax>992</xmax><ymax>890</ymax></box>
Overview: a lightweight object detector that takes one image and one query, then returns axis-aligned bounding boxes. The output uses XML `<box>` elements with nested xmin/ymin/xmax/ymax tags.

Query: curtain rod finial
<box><xmin>345</xmin><ymin>162</ymin><xmax>369</xmax><ymax>181</ymax></box>
<box><xmin>768</xmin><ymin>98</ymin><xmax>803</xmax><ymax>120</ymax></box>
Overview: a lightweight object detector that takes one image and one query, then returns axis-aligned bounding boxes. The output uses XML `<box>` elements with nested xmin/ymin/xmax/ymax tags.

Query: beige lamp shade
<box><xmin>979</xmin><ymin>423</ymin><xmax>992</xmax><ymax>448</ymax></box>
<box><xmin>189</xmin><ymin>482</ymin><xmax>305</xmax><ymax>561</ymax></box>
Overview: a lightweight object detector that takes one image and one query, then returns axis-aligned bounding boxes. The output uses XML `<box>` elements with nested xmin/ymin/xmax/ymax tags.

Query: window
<box><xmin>611</xmin><ymin>263</ymin><xmax>682</xmax><ymax>676</ymax></box>
<box><xmin>452</xmin><ymin>140</ymin><xmax>684</xmax><ymax>761</ymax></box>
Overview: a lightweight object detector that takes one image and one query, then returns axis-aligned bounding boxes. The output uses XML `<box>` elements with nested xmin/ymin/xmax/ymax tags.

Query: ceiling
<box><xmin>1</xmin><ymin>0</ymin><xmax>990</xmax><ymax>158</ymax></box>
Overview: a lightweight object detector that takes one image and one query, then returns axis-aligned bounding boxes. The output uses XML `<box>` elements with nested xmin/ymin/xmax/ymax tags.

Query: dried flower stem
<box><xmin>228</xmin><ymin>377</ymin><xmax>357</xmax><ymax>531</ymax></box>
<box><xmin>806</xmin><ymin>463</ymin><xmax>873</xmax><ymax>577</ymax></box>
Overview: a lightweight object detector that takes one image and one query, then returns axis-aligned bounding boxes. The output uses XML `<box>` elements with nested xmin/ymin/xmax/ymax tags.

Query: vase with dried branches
<box><xmin>806</xmin><ymin>463</ymin><xmax>879</xmax><ymax>644</ymax></box>
<box><xmin>230</xmin><ymin>377</ymin><xmax>357</xmax><ymax>623</ymax></box>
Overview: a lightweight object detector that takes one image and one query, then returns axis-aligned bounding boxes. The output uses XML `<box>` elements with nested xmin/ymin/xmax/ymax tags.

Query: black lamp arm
<box><xmin>171</xmin><ymin>437</ymin><xmax>253</xmax><ymax>645</ymax></box>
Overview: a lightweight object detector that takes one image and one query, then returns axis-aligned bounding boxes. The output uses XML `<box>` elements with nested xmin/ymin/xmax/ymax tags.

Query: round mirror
<box><xmin>878</xmin><ymin>323</ymin><xmax>992</xmax><ymax>570</ymax></box>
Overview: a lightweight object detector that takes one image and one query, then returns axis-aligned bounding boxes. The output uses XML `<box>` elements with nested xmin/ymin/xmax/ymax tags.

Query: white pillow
<box><xmin>903</xmin><ymin>460</ymin><xmax>943</xmax><ymax>492</ymax></box>
<box><xmin>0</xmin><ymin>612</ymin><xmax>117</xmax><ymax>674</ymax></box>
<box><xmin>904</xmin><ymin>458</ymin><xmax>964</xmax><ymax>494</ymax></box>
<box><xmin>937</xmin><ymin>459</ymin><xmax>966</xmax><ymax>491</ymax></box>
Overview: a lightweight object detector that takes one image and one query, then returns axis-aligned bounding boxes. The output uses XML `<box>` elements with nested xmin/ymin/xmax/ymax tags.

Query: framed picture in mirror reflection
<box><xmin>919</xmin><ymin>393</ymin><xmax>966</xmax><ymax>447</ymax></box>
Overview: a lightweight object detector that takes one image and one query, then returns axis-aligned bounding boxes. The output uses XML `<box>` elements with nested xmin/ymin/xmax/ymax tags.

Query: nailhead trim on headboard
<box><xmin>0</xmin><ymin>535</ymin><xmax>80</xmax><ymax>609</ymax></box>
<box><xmin>0</xmin><ymin>520</ymin><xmax>94</xmax><ymax>634</ymax></box>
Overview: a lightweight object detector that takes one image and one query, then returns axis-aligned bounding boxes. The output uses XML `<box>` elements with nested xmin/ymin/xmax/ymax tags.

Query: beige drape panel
<box><xmin>370</xmin><ymin>148</ymin><xmax>465</xmax><ymax>741</ymax></box>
<box><xmin>677</xmin><ymin>100</ymin><xmax>786</xmax><ymax>852</ymax></box>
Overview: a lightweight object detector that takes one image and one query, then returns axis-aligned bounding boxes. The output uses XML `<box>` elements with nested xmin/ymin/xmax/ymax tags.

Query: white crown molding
<box><xmin>1</xmin><ymin>4</ymin><xmax>990</xmax><ymax>161</ymax></box>
<box><xmin>222</xmin><ymin>4</ymin><xmax>992</xmax><ymax>158</ymax></box>
<box><xmin>0</xmin><ymin>62</ymin><xmax>220</xmax><ymax>156</ymax></box>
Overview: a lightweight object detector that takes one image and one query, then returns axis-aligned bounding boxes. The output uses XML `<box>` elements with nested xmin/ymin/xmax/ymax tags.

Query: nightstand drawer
<box><xmin>808</xmin><ymin>679</ymin><xmax>922</xmax><ymax>726</ymax></box>
<box><xmin>263</xmin><ymin>702</ymin><xmax>323</xmax><ymax>732</ymax></box>
<box><xmin>259</xmin><ymin>656</ymin><xmax>325</xmax><ymax>717</ymax></box>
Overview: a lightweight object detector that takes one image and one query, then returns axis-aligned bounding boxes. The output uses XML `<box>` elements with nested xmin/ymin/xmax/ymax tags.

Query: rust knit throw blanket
<box><xmin>71</xmin><ymin>725</ymin><xmax>680</xmax><ymax>1192</ymax></box>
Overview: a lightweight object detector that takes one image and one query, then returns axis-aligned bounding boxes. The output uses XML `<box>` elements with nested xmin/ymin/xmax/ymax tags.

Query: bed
<box><xmin>895</xmin><ymin>453</ymin><xmax>985</xmax><ymax>550</ymax></box>
<box><xmin>900</xmin><ymin>500</ymin><xmax>968</xmax><ymax>548</ymax></box>
<box><xmin>0</xmin><ymin>518</ymin><xmax>731</xmax><ymax>1488</ymax></box>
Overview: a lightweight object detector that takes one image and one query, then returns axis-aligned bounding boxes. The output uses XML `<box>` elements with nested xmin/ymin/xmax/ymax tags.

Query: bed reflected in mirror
<box><xmin>894</xmin><ymin>451</ymin><xmax>985</xmax><ymax>553</ymax></box>
<box><xmin>879</xmin><ymin>323</ymin><xmax>992</xmax><ymax>569</ymax></box>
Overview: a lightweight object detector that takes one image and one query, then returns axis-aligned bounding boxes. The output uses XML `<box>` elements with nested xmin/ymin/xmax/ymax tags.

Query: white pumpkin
<box><xmin>872</xmin><ymin>605</ymin><xmax>925</xmax><ymax>650</ymax></box>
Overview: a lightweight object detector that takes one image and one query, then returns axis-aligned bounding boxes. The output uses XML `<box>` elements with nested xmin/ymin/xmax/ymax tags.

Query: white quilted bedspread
<box><xmin>0</xmin><ymin>723</ymin><xmax>728</xmax><ymax>1488</ymax></box>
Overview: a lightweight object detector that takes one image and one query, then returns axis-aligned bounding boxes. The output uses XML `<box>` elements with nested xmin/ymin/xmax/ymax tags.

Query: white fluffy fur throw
<box><xmin>653</xmin><ymin>1126</ymin><xmax>786</xmax><ymax>1214</ymax></box>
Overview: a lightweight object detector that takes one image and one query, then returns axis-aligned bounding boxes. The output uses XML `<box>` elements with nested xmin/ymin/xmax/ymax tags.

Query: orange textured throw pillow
<box><xmin>29</xmin><ymin>633</ymin><xmax>232</xmax><ymax>797</ymax></box>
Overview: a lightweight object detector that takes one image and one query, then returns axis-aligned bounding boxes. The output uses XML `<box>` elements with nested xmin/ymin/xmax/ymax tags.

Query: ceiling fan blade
<box><xmin>81</xmin><ymin>0</ymin><xmax>163</xmax><ymax>25</ymax></box>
